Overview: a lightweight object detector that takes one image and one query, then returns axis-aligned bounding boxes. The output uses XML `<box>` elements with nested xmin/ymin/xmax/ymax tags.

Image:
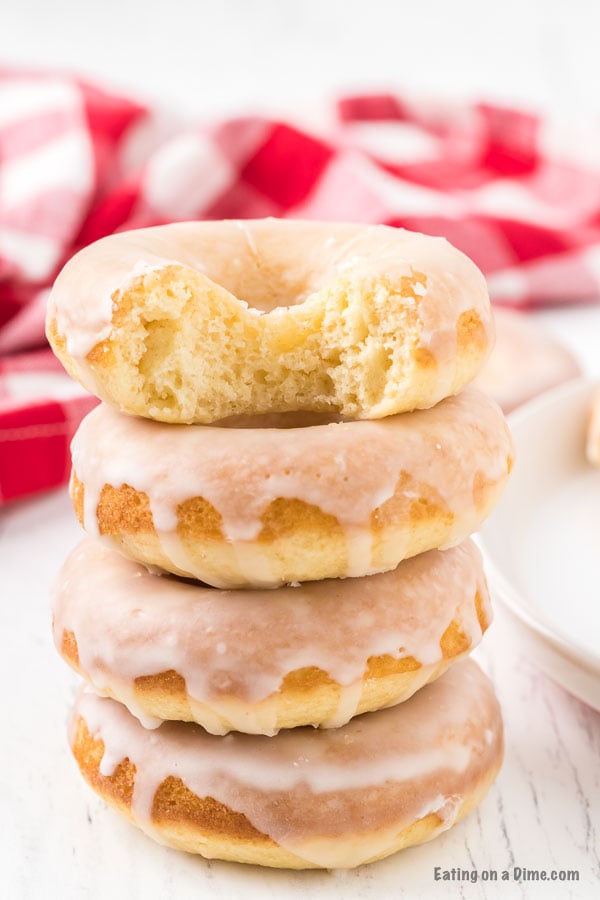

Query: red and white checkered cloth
<box><xmin>2</xmin><ymin>70</ymin><xmax>600</xmax><ymax>505</ymax></box>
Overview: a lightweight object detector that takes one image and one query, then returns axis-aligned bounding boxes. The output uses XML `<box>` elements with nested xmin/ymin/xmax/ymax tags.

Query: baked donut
<box><xmin>46</xmin><ymin>219</ymin><xmax>493</xmax><ymax>423</ymax></box>
<box><xmin>69</xmin><ymin>659</ymin><xmax>503</xmax><ymax>869</ymax></box>
<box><xmin>70</xmin><ymin>388</ymin><xmax>513</xmax><ymax>588</ymax></box>
<box><xmin>586</xmin><ymin>389</ymin><xmax>600</xmax><ymax>467</ymax></box>
<box><xmin>53</xmin><ymin>537</ymin><xmax>491</xmax><ymax>734</ymax></box>
<box><xmin>474</xmin><ymin>308</ymin><xmax>580</xmax><ymax>413</ymax></box>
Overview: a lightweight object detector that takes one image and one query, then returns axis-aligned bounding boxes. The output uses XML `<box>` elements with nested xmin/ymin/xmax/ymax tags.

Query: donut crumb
<box><xmin>84</xmin><ymin>264</ymin><xmax>487</xmax><ymax>424</ymax></box>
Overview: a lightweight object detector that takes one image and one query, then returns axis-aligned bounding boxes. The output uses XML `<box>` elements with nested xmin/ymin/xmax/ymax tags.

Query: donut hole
<box><xmin>213</xmin><ymin>411</ymin><xmax>345</xmax><ymax>429</ymax></box>
<box><xmin>194</xmin><ymin>224</ymin><xmax>330</xmax><ymax>313</ymax></box>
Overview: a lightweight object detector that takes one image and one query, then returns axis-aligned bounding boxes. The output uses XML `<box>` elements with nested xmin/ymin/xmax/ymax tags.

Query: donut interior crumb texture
<box><xmin>78</xmin><ymin>265</ymin><xmax>483</xmax><ymax>423</ymax></box>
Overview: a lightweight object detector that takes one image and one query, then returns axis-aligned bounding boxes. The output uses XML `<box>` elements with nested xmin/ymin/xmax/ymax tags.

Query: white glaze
<box><xmin>53</xmin><ymin>537</ymin><xmax>490</xmax><ymax>733</ymax></box>
<box><xmin>70</xmin><ymin>660</ymin><xmax>502</xmax><ymax>868</ymax></box>
<box><xmin>70</xmin><ymin>388</ymin><xmax>513</xmax><ymax>587</ymax></box>
<box><xmin>59</xmin><ymin>260</ymin><xmax>173</xmax><ymax>359</ymax></box>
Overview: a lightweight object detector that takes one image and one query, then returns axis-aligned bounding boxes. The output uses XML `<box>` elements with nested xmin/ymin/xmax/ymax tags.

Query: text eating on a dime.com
<box><xmin>433</xmin><ymin>866</ymin><xmax>579</xmax><ymax>884</ymax></box>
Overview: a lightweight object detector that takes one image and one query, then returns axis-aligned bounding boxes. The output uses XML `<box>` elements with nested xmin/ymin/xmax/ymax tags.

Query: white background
<box><xmin>1</xmin><ymin>2</ymin><xmax>600</xmax><ymax>899</ymax></box>
<box><xmin>2</xmin><ymin>0</ymin><xmax>600</xmax><ymax>119</ymax></box>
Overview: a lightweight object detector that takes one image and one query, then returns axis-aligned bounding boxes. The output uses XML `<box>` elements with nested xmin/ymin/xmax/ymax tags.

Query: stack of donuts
<box><xmin>47</xmin><ymin>220</ymin><xmax>513</xmax><ymax>870</ymax></box>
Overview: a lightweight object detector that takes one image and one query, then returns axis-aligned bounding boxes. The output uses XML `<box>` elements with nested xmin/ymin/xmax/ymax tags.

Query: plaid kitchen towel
<box><xmin>1</xmin><ymin>70</ymin><xmax>599</xmax><ymax>503</ymax></box>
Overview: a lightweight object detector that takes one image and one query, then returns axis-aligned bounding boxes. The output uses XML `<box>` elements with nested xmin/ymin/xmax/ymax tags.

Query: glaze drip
<box><xmin>70</xmin><ymin>387</ymin><xmax>513</xmax><ymax>586</ymax></box>
<box><xmin>71</xmin><ymin>660</ymin><xmax>503</xmax><ymax>867</ymax></box>
<box><xmin>53</xmin><ymin>538</ymin><xmax>491</xmax><ymax>733</ymax></box>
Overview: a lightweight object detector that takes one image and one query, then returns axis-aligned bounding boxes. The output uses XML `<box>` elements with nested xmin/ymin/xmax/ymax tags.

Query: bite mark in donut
<box><xmin>47</xmin><ymin>220</ymin><xmax>494</xmax><ymax>423</ymax></box>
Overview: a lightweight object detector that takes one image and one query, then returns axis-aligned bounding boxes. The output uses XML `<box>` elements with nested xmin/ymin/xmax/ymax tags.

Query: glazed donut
<box><xmin>70</xmin><ymin>388</ymin><xmax>513</xmax><ymax>588</ymax></box>
<box><xmin>53</xmin><ymin>537</ymin><xmax>491</xmax><ymax>735</ymax></box>
<box><xmin>46</xmin><ymin>219</ymin><xmax>493</xmax><ymax>424</ymax></box>
<box><xmin>69</xmin><ymin>659</ymin><xmax>503</xmax><ymax>869</ymax></box>
<box><xmin>586</xmin><ymin>389</ymin><xmax>600</xmax><ymax>467</ymax></box>
<box><xmin>474</xmin><ymin>308</ymin><xmax>580</xmax><ymax>413</ymax></box>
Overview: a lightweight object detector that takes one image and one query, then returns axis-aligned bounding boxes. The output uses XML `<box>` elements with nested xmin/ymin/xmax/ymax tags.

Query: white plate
<box><xmin>479</xmin><ymin>377</ymin><xmax>600</xmax><ymax>710</ymax></box>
